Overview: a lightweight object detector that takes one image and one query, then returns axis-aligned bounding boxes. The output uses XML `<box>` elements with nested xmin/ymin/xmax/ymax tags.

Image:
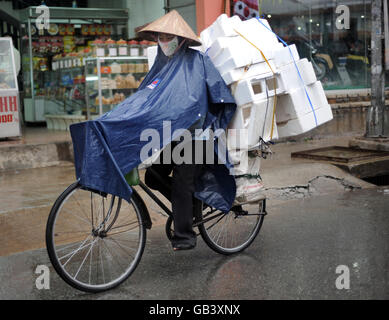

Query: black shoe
<box><xmin>173</xmin><ymin>243</ymin><xmax>196</xmax><ymax>251</ymax></box>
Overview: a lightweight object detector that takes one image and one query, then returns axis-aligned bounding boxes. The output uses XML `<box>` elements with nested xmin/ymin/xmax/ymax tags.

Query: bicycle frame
<box><xmin>136</xmin><ymin>167</ymin><xmax>267</xmax><ymax>230</ymax></box>
<box><xmin>82</xmin><ymin>166</ymin><xmax>266</xmax><ymax>233</ymax></box>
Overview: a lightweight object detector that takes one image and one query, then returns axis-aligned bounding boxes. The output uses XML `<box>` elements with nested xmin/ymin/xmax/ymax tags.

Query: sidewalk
<box><xmin>0</xmin><ymin>127</ymin><xmax>73</xmax><ymax>171</ymax></box>
<box><xmin>0</xmin><ymin>134</ymin><xmax>375</xmax><ymax>257</ymax></box>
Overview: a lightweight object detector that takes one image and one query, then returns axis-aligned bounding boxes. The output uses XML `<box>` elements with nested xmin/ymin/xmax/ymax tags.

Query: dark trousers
<box><xmin>145</xmin><ymin>141</ymin><xmax>204</xmax><ymax>247</ymax></box>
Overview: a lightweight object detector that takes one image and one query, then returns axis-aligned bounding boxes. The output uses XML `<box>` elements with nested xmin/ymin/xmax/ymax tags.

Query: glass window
<box><xmin>231</xmin><ymin>0</ymin><xmax>377</xmax><ymax>90</ymax></box>
<box><xmin>0</xmin><ymin>38</ymin><xmax>17</xmax><ymax>89</ymax></box>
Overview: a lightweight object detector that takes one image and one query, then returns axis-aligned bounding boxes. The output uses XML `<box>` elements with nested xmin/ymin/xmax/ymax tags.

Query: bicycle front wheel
<box><xmin>46</xmin><ymin>182</ymin><xmax>146</xmax><ymax>293</ymax></box>
<box><xmin>197</xmin><ymin>199</ymin><xmax>266</xmax><ymax>255</ymax></box>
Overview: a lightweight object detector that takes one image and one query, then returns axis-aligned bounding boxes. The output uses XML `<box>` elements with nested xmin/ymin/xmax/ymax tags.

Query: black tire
<box><xmin>197</xmin><ymin>199</ymin><xmax>265</xmax><ymax>255</ymax></box>
<box><xmin>46</xmin><ymin>182</ymin><xmax>147</xmax><ymax>293</ymax></box>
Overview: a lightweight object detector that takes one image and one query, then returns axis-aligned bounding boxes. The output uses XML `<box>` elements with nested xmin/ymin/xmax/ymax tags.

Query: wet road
<box><xmin>0</xmin><ymin>187</ymin><xmax>388</xmax><ymax>300</ymax></box>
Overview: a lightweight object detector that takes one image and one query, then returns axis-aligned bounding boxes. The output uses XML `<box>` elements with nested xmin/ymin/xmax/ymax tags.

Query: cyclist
<box><xmin>139</xmin><ymin>11</ymin><xmax>209</xmax><ymax>251</ymax></box>
<box><xmin>69</xmin><ymin>10</ymin><xmax>237</xmax><ymax>253</ymax></box>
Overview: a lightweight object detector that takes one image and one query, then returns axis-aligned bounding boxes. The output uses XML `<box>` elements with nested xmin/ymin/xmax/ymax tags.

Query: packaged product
<box><xmin>81</xmin><ymin>25</ymin><xmax>89</xmax><ymax>35</ymax></box>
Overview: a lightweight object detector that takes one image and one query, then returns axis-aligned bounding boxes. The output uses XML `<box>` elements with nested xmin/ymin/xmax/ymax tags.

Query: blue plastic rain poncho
<box><xmin>70</xmin><ymin>45</ymin><xmax>237</xmax><ymax>212</ymax></box>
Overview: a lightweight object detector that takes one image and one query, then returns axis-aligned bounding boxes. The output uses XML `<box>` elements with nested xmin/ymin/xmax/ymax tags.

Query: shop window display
<box><xmin>19</xmin><ymin>6</ymin><xmax>155</xmax><ymax>128</ymax></box>
<box><xmin>231</xmin><ymin>0</ymin><xmax>387</xmax><ymax>90</ymax></box>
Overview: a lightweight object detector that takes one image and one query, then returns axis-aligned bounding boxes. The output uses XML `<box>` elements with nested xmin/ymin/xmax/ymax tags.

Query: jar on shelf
<box><xmin>139</xmin><ymin>40</ymin><xmax>149</xmax><ymax>57</ymax></box>
<box><xmin>106</xmin><ymin>38</ymin><xmax>117</xmax><ymax>57</ymax></box>
<box><xmin>128</xmin><ymin>40</ymin><xmax>140</xmax><ymax>57</ymax></box>
<box><xmin>92</xmin><ymin>39</ymin><xmax>105</xmax><ymax>57</ymax></box>
<box><xmin>117</xmin><ymin>39</ymin><xmax>128</xmax><ymax>56</ymax></box>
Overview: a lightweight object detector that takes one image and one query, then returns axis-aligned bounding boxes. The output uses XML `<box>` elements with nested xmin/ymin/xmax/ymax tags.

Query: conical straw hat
<box><xmin>138</xmin><ymin>10</ymin><xmax>202</xmax><ymax>47</ymax></box>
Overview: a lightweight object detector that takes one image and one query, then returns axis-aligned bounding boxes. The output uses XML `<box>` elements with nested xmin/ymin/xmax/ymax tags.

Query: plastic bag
<box><xmin>232</xmin><ymin>151</ymin><xmax>265</xmax><ymax>204</ymax></box>
<box><xmin>234</xmin><ymin>176</ymin><xmax>265</xmax><ymax>204</ymax></box>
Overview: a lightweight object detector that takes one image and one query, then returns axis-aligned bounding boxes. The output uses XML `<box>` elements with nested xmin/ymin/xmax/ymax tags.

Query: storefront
<box><xmin>0</xmin><ymin>0</ymin><xmax>387</xmax><ymax>136</ymax></box>
<box><xmin>228</xmin><ymin>0</ymin><xmax>388</xmax><ymax>90</ymax></box>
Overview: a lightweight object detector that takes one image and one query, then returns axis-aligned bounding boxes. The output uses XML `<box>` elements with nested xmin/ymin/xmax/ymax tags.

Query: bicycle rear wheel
<box><xmin>46</xmin><ymin>182</ymin><xmax>146</xmax><ymax>293</ymax></box>
<box><xmin>197</xmin><ymin>199</ymin><xmax>266</xmax><ymax>255</ymax></box>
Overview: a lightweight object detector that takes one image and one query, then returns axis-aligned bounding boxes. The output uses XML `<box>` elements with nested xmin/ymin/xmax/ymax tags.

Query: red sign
<box><xmin>0</xmin><ymin>114</ymin><xmax>13</xmax><ymax>123</ymax></box>
<box><xmin>0</xmin><ymin>96</ymin><xmax>18</xmax><ymax>124</ymax></box>
<box><xmin>0</xmin><ymin>96</ymin><xmax>18</xmax><ymax>113</ymax></box>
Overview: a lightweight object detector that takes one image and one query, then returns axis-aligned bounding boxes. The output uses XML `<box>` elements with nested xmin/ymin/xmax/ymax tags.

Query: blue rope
<box><xmin>256</xmin><ymin>18</ymin><xmax>318</xmax><ymax>125</ymax></box>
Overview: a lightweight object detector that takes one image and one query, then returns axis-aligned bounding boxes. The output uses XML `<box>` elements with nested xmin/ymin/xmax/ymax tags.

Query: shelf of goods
<box><xmin>84</xmin><ymin>56</ymin><xmax>149</xmax><ymax>118</ymax></box>
<box><xmin>20</xmin><ymin>6</ymin><xmax>131</xmax><ymax>128</ymax></box>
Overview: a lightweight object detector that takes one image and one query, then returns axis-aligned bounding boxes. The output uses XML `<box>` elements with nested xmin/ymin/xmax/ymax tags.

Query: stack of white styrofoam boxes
<box><xmin>274</xmin><ymin>58</ymin><xmax>333</xmax><ymax>137</ymax></box>
<box><xmin>200</xmin><ymin>14</ymin><xmax>283</xmax><ymax>154</ymax></box>
<box><xmin>201</xmin><ymin>14</ymin><xmax>333</xmax><ymax>144</ymax></box>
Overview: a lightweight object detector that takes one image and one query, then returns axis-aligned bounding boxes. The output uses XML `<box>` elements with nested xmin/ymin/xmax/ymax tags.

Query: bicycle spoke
<box><xmin>74</xmin><ymin>238</ymin><xmax>98</xmax><ymax>280</ymax></box>
<box><xmin>99</xmin><ymin>239</ymin><xmax>105</xmax><ymax>284</ymax></box>
<box><xmin>101</xmin><ymin>239</ymin><xmax>127</xmax><ymax>274</ymax></box>
<box><xmin>60</xmin><ymin>235</ymin><xmax>92</xmax><ymax>264</ymax></box>
<box><xmin>222</xmin><ymin>213</ymin><xmax>230</xmax><ymax>248</ymax></box>
<box><xmin>100</xmin><ymin>239</ymin><xmax>116</xmax><ymax>283</ymax></box>
<box><xmin>56</xmin><ymin>239</ymin><xmax>90</xmax><ymax>253</ymax></box>
<box><xmin>215</xmin><ymin>214</ymin><xmax>228</xmax><ymax>245</ymax></box>
<box><xmin>91</xmin><ymin>193</ymin><xmax>94</xmax><ymax>229</ymax></box>
<box><xmin>73</xmin><ymin>193</ymin><xmax>93</xmax><ymax>224</ymax></box>
<box><xmin>108</xmin><ymin>220</ymin><xmax>139</xmax><ymax>231</ymax></box>
<box><xmin>55</xmin><ymin>230</ymin><xmax>90</xmax><ymax>235</ymax></box>
<box><xmin>62</xmin><ymin>207</ymin><xmax>91</xmax><ymax>226</ymax></box>
<box><xmin>89</xmin><ymin>240</ymin><xmax>93</xmax><ymax>285</ymax></box>
<box><xmin>105</xmin><ymin>237</ymin><xmax>136</xmax><ymax>255</ymax></box>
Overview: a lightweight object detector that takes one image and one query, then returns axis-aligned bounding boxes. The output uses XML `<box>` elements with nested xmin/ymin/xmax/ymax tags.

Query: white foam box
<box><xmin>212</xmin><ymin>44</ymin><xmax>281</xmax><ymax>73</ymax></box>
<box><xmin>201</xmin><ymin>15</ymin><xmax>279</xmax><ymax>52</ymax></box>
<box><xmin>273</xmin><ymin>44</ymin><xmax>300</xmax><ymax>68</ymax></box>
<box><xmin>208</xmin><ymin>37</ymin><xmax>281</xmax><ymax>71</ymax></box>
<box><xmin>277</xmin><ymin>58</ymin><xmax>317</xmax><ymax>91</ymax></box>
<box><xmin>231</xmin><ymin>72</ymin><xmax>286</xmax><ymax>106</ymax></box>
<box><xmin>275</xmin><ymin>81</ymin><xmax>328</xmax><ymax>123</ymax></box>
<box><xmin>277</xmin><ymin>103</ymin><xmax>333</xmax><ymax>138</ymax></box>
<box><xmin>234</xmin><ymin>18</ymin><xmax>280</xmax><ymax>48</ymax></box>
<box><xmin>200</xmin><ymin>14</ymin><xmax>243</xmax><ymax>50</ymax></box>
<box><xmin>227</xmin><ymin>96</ymin><xmax>278</xmax><ymax>150</ymax></box>
<box><xmin>220</xmin><ymin>60</ymin><xmax>277</xmax><ymax>85</ymax></box>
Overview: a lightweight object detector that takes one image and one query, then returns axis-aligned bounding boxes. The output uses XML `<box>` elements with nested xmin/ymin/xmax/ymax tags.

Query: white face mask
<box><xmin>158</xmin><ymin>36</ymin><xmax>179</xmax><ymax>57</ymax></box>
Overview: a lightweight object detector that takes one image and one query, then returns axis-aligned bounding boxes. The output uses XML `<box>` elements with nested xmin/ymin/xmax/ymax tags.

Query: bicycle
<box><xmin>45</xmin><ymin>167</ymin><xmax>267</xmax><ymax>293</ymax></box>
